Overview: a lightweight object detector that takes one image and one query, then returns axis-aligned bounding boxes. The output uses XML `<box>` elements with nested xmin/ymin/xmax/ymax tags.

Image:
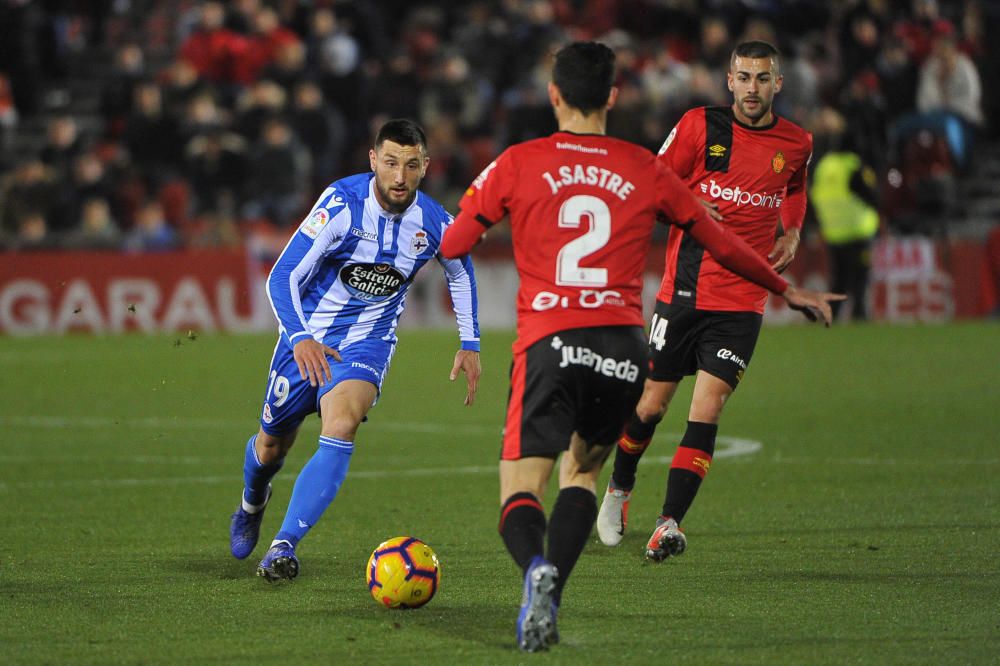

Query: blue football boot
<box><xmin>516</xmin><ymin>556</ymin><xmax>559</xmax><ymax>652</ymax></box>
<box><xmin>229</xmin><ymin>485</ymin><xmax>270</xmax><ymax>560</ymax></box>
<box><xmin>257</xmin><ymin>540</ymin><xmax>299</xmax><ymax>582</ymax></box>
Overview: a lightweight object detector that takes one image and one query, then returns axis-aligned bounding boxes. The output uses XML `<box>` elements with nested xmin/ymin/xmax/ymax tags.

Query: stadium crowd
<box><xmin>0</xmin><ymin>0</ymin><xmax>996</xmax><ymax>252</ymax></box>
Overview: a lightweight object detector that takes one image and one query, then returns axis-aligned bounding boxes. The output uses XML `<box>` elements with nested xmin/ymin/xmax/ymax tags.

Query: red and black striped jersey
<box><xmin>657</xmin><ymin>106</ymin><xmax>812</xmax><ymax>313</ymax></box>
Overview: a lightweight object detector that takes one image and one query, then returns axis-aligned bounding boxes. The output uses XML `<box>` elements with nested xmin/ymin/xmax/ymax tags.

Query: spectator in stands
<box><xmin>876</xmin><ymin>38</ymin><xmax>919</xmax><ymax>121</ymax></box>
<box><xmin>40</xmin><ymin>116</ymin><xmax>83</xmax><ymax>185</ymax></box>
<box><xmin>179</xmin><ymin>1</ymin><xmax>251</xmax><ymax>93</ymax></box>
<box><xmin>916</xmin><ymin>22</ymin><xmax>984</xmax><ymax>137</ymax></box>
<box><xmin>841</xmin><ymin>71</ymin><xmax>889</xmax><ymax>173</ymax></box>
<box><xmin>161</xmin><ymin>58</ymin><xmax>205</xmax><ymax>122</ymax></box>
<box><xmin>123</xmin><ymin>82</ymin><xmax>183</xmax><ymax>186</ymax></box>
<box><xmin>366</xmin><ymin>50</ymin><xmax>422</xmax><ymax>122</ymax></box>
<box><xmin>452</xmin><ymin>3</ymin><xmax>508</xmax><ymax>92</ymax></box>
<box><xmin>420</xmin><ymin>51</ymin><xmax>493</xmax><ymax>136</ymax></box>
<box><xmin>234</xmin><ymin>80</ymin><xmax>286</xmax><ymax>142</ymax></box>
<box><xmin>1</xmin><ymin>159</ymin><xmax>58</xmax><ymax>237</ymax></box>
<box><xmin>290</xmin><ymin>81</ymin><xmax>347</xmax><ymax>188</ymax></box>
<box><xmin>840</xmin><ymin>7</ymin><xmax>885</xmax><ymax>82</ymax></box>
<box><xmin>0</xmin><ymin>73</ymin><xmax>18</xmax><ymax>153</ymax></box>
<box><xmin>261</xmin><ymin>41</ymin><xmax>310</xmax><ymax>100</ymax></box>
<box><xmin>698</xmin><ymin>16</ymin><xmax>733</xmax><ymax>83</ymax></box>
<box><xmin>179</xmin><ymin>90</ymin><xmax>229</xmax><ymax>147</ymax></box>
<box><xmin>185</xmin><ymin>127</ymin><xmax>248</xmax><ymax>216</ymax></box>
<box><xmin>125</xmin><ymin>200</ymin><xmax>179</xmax><ymax>252</ymax></box>
<box><xmin>64</xmin><ymin>197</ymin><xmax>122</xmax><ymax>250</ymax></box>
<box><xmin>10</xmin><ymin>211</ymin><xmax>52</xmax><ymax>251</ymax></box>
<box><xmin>59</xmin><ymin>151</ymin><xmax>117</xmax><ymax>234</ymax></box>
<box><xmin>894</xmin><ymin>0</ymin><xmax>944</xmax><ymax>65</ymax></box>
<box><xmin>641</xmin><ymin>47</ymin><xmax>692</xmax><ymax>123</ymax></box>
<box><xmin>242</xmin><ymin>117</ymin><xmax>309</xmax><ymax>227</ymax></box>
<box><xmin>227</xmin><ymin>0</ymin><xmax>263</xmax><ymax>35</ymax></box>
<box><xmin>100</xmin><ymin>43</ymin><xmax>146</xmax><ymax>137</ymax></box>
<box><xmin>307</xmin><ymin>7</ymin><xmax>362</xmax><ymax>126</ymax></box>
<box><xmin>245</xmin><ymin>6</ymin><xmax>302</xmax><ymax>83</ymax></box>
<box><xmin>420</xmin><ymin>114</ymin><xmax>471</xmax><ymax>207</ymax></box>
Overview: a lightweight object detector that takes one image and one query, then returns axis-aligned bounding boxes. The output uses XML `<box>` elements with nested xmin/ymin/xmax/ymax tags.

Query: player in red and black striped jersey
<box><xmin>440</xmin><ymin>42</ymin><xmax>842</xmax><ymax>653</ymax></box>
<box><xmin>597</xmin><ymin>41</ymin><xmax>836</xmax><ymax>562</ymax></box>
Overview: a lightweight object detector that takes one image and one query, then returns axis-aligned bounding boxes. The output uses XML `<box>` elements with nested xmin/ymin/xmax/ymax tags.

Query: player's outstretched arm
<box><xmin>781</xmin><ymin>286</ymin><xmax>846</xmax><ymax>327</ymax></box>
<box><xmin>450</xmin><ymin>349</ymin><xmax>481</xmax><ymax>406</ymax></box>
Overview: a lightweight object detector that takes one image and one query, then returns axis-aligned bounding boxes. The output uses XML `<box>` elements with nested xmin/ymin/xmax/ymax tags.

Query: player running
<box><xmin>228</xmin><ymin>119</ymin><xmax>481</xmax><ymax>581</ymax></box>
<box><xmin>597</xmin><ymin>40</ymin><xmax>823</xmax><ymax>561</ymax></box>
<box><xmin>440</xmin><ymin>42</ymin><xmax>841</xmax><ymax>652</ymax></box>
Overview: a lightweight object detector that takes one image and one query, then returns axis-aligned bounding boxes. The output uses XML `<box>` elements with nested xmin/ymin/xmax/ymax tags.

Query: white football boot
<box><xmin>596</xmin><ymin>485</ymin><xmax>631</xmax><ymax>546</ymax></box>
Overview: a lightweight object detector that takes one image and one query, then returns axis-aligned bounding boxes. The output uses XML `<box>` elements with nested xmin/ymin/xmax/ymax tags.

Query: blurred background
<box><xmin>2</xmin><ymin>0</ymin><xmax>999</xmax><ymax>333</ymax></box>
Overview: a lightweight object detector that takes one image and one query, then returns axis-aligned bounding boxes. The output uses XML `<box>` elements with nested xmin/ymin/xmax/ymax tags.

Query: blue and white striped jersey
<box><xmin>267</xmin><ymin>173</ymin><xmax>480</xmax><ymax>351</ymax></box>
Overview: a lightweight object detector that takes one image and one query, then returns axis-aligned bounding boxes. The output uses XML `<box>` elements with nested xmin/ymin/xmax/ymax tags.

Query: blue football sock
<box><xmin>274</xmin><ymin>436</ymin><xmax>354</xmax><ymax>547</ymax></box>
<box><xmin>242</xmin><ymin>434</ymin><xmax>283</xmax><ymax>508</ymax></box>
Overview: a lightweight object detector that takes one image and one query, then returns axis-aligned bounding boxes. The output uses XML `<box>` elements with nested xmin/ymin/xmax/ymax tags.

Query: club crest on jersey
<box><xmin>410</xmin><ymin>231</ymin><xmax>429</xmax><ymax>255</ymax></box>
<box><xmin>772</xmin><ymin>151</ymin><xmax>786</xmax><ymax>173</ymax></box>
<box><xmin>301</xmin><ymin>207</ymin><xmax>329</xmax><ymax>239</ymax></box>
<box><xmin>708</xmin><ymin>144</ymin><xmax>727</xmax><ymax>158</ymax></box>
<box><xmin>341</xmin><ymin>263</ymin><xmax>406</xmax><ymax>303</ymax></box>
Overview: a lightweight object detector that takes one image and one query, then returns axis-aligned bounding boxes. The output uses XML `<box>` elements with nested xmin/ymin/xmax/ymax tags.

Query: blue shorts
<box><xmin>258</xmin><ymin>336</ymin><xmax>396</xmax><ymax>435</ymax></box>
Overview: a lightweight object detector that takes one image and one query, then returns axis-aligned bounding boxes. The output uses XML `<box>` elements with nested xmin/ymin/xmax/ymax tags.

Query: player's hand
<box><xmin>782</xmin><ymin>285</ymin><xmax>846</xmax><ymax>327</ymax></box>
<box><xmin>769</xmin><ymin>227</ymin><xmax>800</xmax><ymax>273</ymax></box>
<box><xmin>293</xmin><ymin>338</ymin><xmax>342</xmax><ymax>387</ymax></box>
<box><xmin>699</xmin><ymin>199</ymin><xmax>723</xmax><ymax>221</ymax></box>
<box><xmin>450</xmin><ymin>349</ymin><xmax>481</xmax><ymax>406</ymax></box>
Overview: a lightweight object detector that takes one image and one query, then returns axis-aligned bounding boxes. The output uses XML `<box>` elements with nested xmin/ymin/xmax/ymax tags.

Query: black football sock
<box><xmin>610</xmin><ymin>410</ymin><xmax>661</xmax><ymax>491</ymax></box>
<box><xmin>499</xmin><ymin>492</ymin><xmax>546</xmax><ymax>573</ymax></box>
<box><xmin>662</xmin><ymin>420</ymin><xmax>717</xmax><ymax>524</ymax></box>
<box><xmin>545</xmin><ymin>486</ymin><xmax>597</xmax><ymax>603</ymax></box>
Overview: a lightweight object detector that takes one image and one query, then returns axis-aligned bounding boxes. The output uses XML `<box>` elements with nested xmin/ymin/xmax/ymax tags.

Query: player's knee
<box><xmin>635</xmin><ymin>400</ymin><xmax>666</xmax><ymax>425</ymax></box>
<box><xmin>321</xmin><ymin>415</ymin><xmax>362</xmax><ymax>441</ymax></box>
<box><xmin>256</xmin><ymin>429</ymin><xmax>295</xmax><ymax>463</ymax></box>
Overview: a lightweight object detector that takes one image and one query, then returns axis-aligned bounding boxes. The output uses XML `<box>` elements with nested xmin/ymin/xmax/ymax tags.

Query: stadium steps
<box><xmin>950</xmin><ymin>138</ymin><xmax>1000</xmax><ymax>239</ymax></box>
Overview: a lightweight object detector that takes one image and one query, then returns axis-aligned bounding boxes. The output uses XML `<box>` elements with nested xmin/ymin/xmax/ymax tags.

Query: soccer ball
<box><xmin>366</xmin><ymin>536</ymin><xmax>441</xmax><ymax>609</ymax></box>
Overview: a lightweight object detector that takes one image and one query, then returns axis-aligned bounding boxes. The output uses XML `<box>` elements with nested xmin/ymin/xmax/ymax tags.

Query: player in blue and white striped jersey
<box><xmin>229</xmin><ymin>120</ymin><xmax>481</xmax><ymax>581</ymax></box>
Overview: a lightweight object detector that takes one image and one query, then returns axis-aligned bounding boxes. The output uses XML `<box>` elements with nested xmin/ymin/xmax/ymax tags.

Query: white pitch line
<box><xmin>0</xmin><ymin>432</ymin><xmax>762</xmax><ymax>491</ymax></box>
<box><xmin>0</xmin><ymin>414</ymin><xmax>499</xmax><ymax>434</ymax></box>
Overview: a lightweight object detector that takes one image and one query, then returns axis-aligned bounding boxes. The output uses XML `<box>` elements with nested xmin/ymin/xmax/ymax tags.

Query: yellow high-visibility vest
<box><xmin>810</xmin><ymin>152</ymin><xmax>879</xmax><ymax>244</ymax></box>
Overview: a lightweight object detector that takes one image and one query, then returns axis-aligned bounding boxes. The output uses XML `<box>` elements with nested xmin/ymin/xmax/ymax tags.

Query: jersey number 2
<box><xmin>556</xmin><ymin>195</ymin><xmax>610</xmax><ymax>287</ymax></box>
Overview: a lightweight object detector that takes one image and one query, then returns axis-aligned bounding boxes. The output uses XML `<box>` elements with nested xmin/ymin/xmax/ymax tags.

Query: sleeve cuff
<box><xmin>460</xmin><ymin>340</ymin><xmax>481</xmax><ymax>352</ymax></box>
<box><xmin>286</xmin><ymin>331</ymin><xmax>313</xmax><ymax>345</ymax></box>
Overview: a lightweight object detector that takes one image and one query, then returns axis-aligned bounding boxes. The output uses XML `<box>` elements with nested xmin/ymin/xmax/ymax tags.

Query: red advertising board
<box><xmin>0</xmin><ymin>250</ymin><xmax>263</xmax><ymax>335</ymax></box>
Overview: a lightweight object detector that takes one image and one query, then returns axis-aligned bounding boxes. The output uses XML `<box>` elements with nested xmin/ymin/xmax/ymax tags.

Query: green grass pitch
<box><xmin>2</xmin><ymin>323</ymin><xmax>998</xmax><ymax>663</ymax></box>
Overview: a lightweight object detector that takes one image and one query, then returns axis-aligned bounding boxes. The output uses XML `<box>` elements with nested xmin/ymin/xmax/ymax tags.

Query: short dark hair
<box><xmin>375</xmin><ymin>119</ymin><xmax>427</xmax><ymax>151</ymax></box>
<box><xmin>552</xmin><ymin>41</ymin><xmax>616</xmax><ymax>114</ymax></box>
<box><xmin>731</xmin><ymin>40</ymin><xmax>781</xmax><ymax>72</ymax></box>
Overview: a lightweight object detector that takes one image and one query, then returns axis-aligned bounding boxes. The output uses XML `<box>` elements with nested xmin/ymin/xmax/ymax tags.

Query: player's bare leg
<box><xmin>259</xmin><ymin>380</ymin><xmax>376</xmax><ymax>581</ymax></box>
<box><xmin>647</xmin><ymin>371</ymin><xmax>731</xmax><ymax>561</ymax></box>
<box><xmin>598</xmin><ymin>379</ymin><xmax>679</xmax><ymax>545</ymax></box>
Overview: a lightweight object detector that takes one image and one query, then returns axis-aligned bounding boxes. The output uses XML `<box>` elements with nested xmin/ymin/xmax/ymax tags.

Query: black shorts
<box><xmin>501</xmin><ymin>326</ymin><xmax>647</xmax><ymax>460</ymax></box>
<box><xmin>647</xmin><ymin>301</ymin><xmax>762</xmax><ymax>389</ymax></box>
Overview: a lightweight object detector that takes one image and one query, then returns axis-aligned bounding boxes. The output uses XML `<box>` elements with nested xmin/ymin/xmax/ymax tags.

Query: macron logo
<box><xmin>701</xmin><ymin>179</ymin><xmax>783</xmax><ymax>209</ymax></box>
